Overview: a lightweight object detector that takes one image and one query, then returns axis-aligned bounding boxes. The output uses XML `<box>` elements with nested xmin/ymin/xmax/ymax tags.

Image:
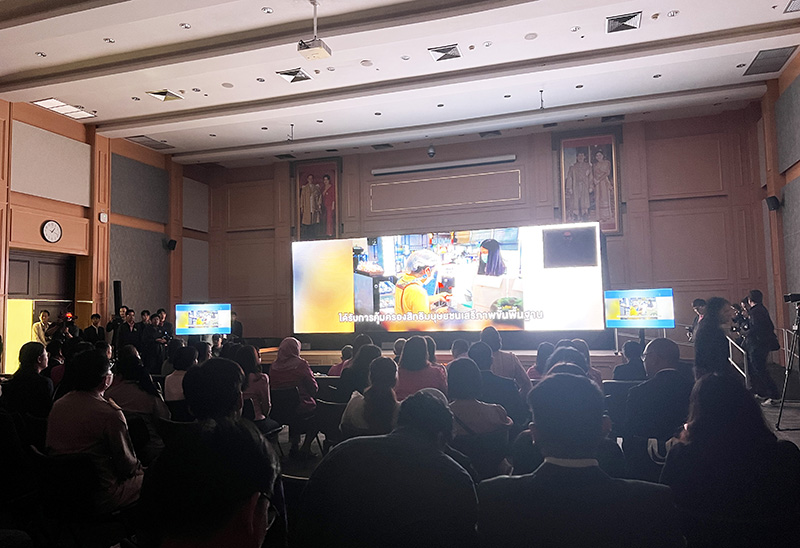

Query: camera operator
<box><xmin>45</xmin><ymin>312</ymin><xmax>81</xmax><ymax>345</ymax></box>
<box><xmin>686</xmin><ymin>298</ymin><xmax>705</xmax><ymax>342</ymax></box>
<box><xmin>742</xmin><ymin>290</ymin><xmax>781</xmax><ymax>405</ymax></box>
<box><xmin>142</xmin><ymin>313</ymin><xmax>169</xmax><ymax>375</ymax></box>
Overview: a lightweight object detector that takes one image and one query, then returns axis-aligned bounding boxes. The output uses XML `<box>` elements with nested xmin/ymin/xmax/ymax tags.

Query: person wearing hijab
<box><xmin>269</xmin><ymin>337</ymin><xmax>319</xmax><ymax>459</ymax></box>
<box><xmin>477</xmin><ymin>239</ymin><xmax>506</xmax><ymax>277</ymax></box>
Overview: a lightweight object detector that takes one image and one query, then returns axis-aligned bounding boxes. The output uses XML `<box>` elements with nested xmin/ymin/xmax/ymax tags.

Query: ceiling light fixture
<box><xmin>483</xmin><ymin>41</ymin><xmax>492</xmax><ymax>48</ymax></box>
<box><xmin>256</xmin><ymin>77</ymin><xmax>266</xmax><ymax>82</ymax></box>
<box><xmin>209</xmin><ymin>133</ymin><xmax>216</xmax><ymax>137</ymax></box>
<box><xmin>179</xmin><ymin>22</ymin><xmax>191</xmax><ymax>29</ymax></box>
<box><xmin>653</xmin><ymin>73</ymin><xmax>662</xmax><ymax>78</ymax></box>
<box><xmin>298</xmin><ymin>0</ymin><xmax>331</xmax><ymax>60</ymax></box>
<box><xmin>437</xmin><ymin>103</ymin><xmax>444</xmax><ymax>108</ymax></box>
<box><xmin>103</xmin><ymin>37</ymin><xmax>115</xmax><ymax>44</ymax></box>
<box><xmin>35</xmin><ymin>51</ymin><xmax>47</xmax><ymax>57</ymax></box>
<box><xmin>736</xmin><ymin>63</ymin><xmax>746</xmax><ymax>68</ymax></box>
<box><xmin>401</xmin><ymin>55</ymin><xmax>410</xmax><ymax>60</ymax></box>
<box><xmin>192</xmin><ymin>87</ymin><xmax>201</xmax><ymax>92</ymax></box>
<box><xmin>667</xmin><ymin>10</ymin><xmax>679</xmax><ymax>17</ymax></box>
<box><xmin>31</xmin><ymin>97</ymin><xmax>96</xmax><ymax>119</ymax></box>
<box><xmin>261</xmin><ymin>6</ymin><xmax>274</xmax><ymax>13</ymax></box>
<box><xmin>504</xmin><ymin>94</ymin><xmax>511</xmax><ymax>98</ymax></box>
<box><xmin>316</xmin><ymin>119</ymin><xmax>323</xmax><ymax>123</ymax></box>
<box><xmin>276</xmin><ymin>68</ymin><xmax>312</xmax><ymax>83</ymax></box>
<box><xmin>575</xmin><ymin>84</ymin><xmax>584</xmax><ymax>88</ymax></box>
<box><xmin>221</xmin><ymin>82</ymin><xmax>234</xmax><ymax>88</ymax></box>
<box><xmin>429</xmin><ymin>44</ymin><xmax>461</xmax><ymax>61</ymax></box>
<box><xmin>570</xmin><ymin>26</ymin><xmax>581</xmax><ymax>32</ymax></box>
<box><xmin>131</xmin><ymin>96</ymin><xmax>141</xmax><ymax>101</ymax></box>
<box><xmin>374</xmin><ymin>112</ymin><xmax>382</xmax><ymax>116</ymax></box>
<box><xmin>524</xmin><ymin>33</ymin><xmax>538</xmax><ymax>40</ymax></box>
<box><xmin>146</xmin><ymin>89</ymin><xmax>184</xmax><ymax>101</ymax></box>
<box><xmin>261</xmin><ymin>127</ymin><xmax>268</xmax><ymax>130</ymax></box>
<box><xmin>326</xmin><ymin>66</ymin><xmax>335</xmax><ymax>71</ymax></box>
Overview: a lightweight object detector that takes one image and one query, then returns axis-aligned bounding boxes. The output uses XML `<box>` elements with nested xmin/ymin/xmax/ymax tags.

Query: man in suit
<box><xmin>83</xmin><ymin>313</ymin><xmax>106</xmax><ymax>344</ymax></box>
<box><xmin>478</xmin><ymin>373</ymin><xmax>684</xmax><ymax>548</ymax></box>
<box><xmin>116</xmin><ymin>308</ymin><xmax>142</xmax><ymax>356</ymax></box>
<box><xmin>744</xmin><ymin>289</ymin><xmax>781</xmax><ymax>404</ymax></box>
<box><xmin>623</xmin><ymin>338</ymin><xmax>694</xmax><ymax>481</ymax></box>
<box><xmin>298</xmin><ymin>391</ymin><xmax>477</xmax><ymax>548</ymax></box>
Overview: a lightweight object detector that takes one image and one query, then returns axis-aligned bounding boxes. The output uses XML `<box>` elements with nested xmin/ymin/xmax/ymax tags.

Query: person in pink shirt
<box><xmin>326</xmin><ymin>345</ymin><xmax>352</xmax><ymax>377</ymax></box>
<box><xmin>269</xmin><ymin>337</ymin><xmax>319</xmax><ymax>458</ymax></box>
<box><xmin>395</xmin><ymin>336</ymin><xmax>447</xmax><ymax>401</ymax></box>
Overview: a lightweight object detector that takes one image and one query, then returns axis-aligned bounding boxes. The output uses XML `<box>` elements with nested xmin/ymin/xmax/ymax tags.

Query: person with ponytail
<box><xmin>341</xmin><ymin>357</ymin><xmax>400</xmax><ymax>437</ymax></box>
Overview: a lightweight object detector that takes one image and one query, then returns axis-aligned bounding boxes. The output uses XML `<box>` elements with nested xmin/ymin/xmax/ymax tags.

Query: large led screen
<box><xmin>604</xmin><ymin>288</ymin><xmax>676</xmax><ymax>329</ymax></box>
<box><xmin>293</xmin><ymin>222</ymin><xmax>605</xmax><ymax>333</ymax></box>
<box><xmin>175</xmin><ymin>303</ymin><xmax>232</xmax><ymax>335</ymax></box>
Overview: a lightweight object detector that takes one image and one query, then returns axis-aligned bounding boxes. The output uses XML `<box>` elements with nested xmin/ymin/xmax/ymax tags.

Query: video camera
<box><xmin>784</xmin><ymin>293</ymin><xmax>800</xmax><ymax>303</ymax></box>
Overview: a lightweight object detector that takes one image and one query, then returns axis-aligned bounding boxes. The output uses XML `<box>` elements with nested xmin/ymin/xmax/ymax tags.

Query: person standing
<box><xmin>116</xmin><ymin>309</ymin><xmax>142</xmax><ymax>357</ymax></box>
<box><xmin>743</xmin><ymin>289</ymin><xmax>781</xmax><ymax>405</ymax></box>
<box><xmin>693</xmin><ymin>297</ymin><xmax>735</xmax><ymax>380</ymax></box>
<box><xmin>321</xmin><ymin>173</ymin><xmax>336</xmax><ymax>238</ymax></box>
<box><xmin>565</xmin><ymin>150</ymin><xmax>592</xmax><ymax>221</ymax></box>
<box><xmin>31</xmin><ymin>310</ymin><xmax>50</xmax><ymax>345</ymax></box>
<box><xmin>83</xmin><ymin>313</ymin><xmax>106</xmax><ymax>344</ymax></box>
<box><xmin>592</xmin><ymin>149</ymin><xmax>613</xmax><ymax>222</ymax></box>
<box><xmin>687</xmin><ymin>298</ymin><xmax>706</xmax><ymax>342</ymax></box>
<box><xmin>230</xmin><ymin>311</ymin><xmax>243</xmax><ymax>341</ymax></box>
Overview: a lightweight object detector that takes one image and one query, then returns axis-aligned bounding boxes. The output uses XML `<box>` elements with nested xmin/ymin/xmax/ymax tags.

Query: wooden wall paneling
<box><xmin>209</xmin><ymin>183</ymin><xmax>226</xmax><ymax>231</ymax></box>
<box><xmin>168</xmin><ymin>159</ymin><xmax>182</xmax><ymax>312</ymax></box>
<box><xmin>530</xmin><ymin>133</ymin><xmax>554</xmax><ymax>223</ymax></box>
<box><xmin>273</xmin><ymin>162</ymin><xmax>291</xmax><ymax>229</ymax></box>
<box><xmin>646</xmin><ymin>133</ymin><xmax>727</xmax><ymax>200</ymax></box>
<box><xmin>225</xmin><ymin>234</ymin><xmax>275</xmax><ymax>298</ymax></box>
<box><xmin>208</xmin><ymin>239</ymin><xmax>227</xmax><ymax>298</ymax></box>
<box><xmin>625</xmin><ymin>211</ymin><xmax>654</xmax><ymax>286</ymax></box>
<box><xmin>231</xmin><ymin>299</ymin><xmax>275</xmax><ymax>339</ymax></box>
<box><xmin>108</xmin><ymin>213</ymin><xmax>166</xmax><ymax>234</ymax></box>
<box><xmin>622</xmin><ymin>122</ymin><xmax>649</xmax><ymax>201</ymax></box>
<box><xmin>226</xmin><ymin>181</ymin><xmax>274</xmax><ymax>231</ymax></box>
<box><xmin>11</xmin><ymin>102</ymin><xmax>87</xmax><ymax>144</ymax></box>
<box><xmin>76</xmin><ymin>131</ymin><xmax>111</xmax><ymax>322</ymax></box>
<box><xmin>604</xmin><ymin>237</ymin><xmax>628</xmax><ymax>287</ymax></box>
<box><xmin>9</xmin><ymin>205</ymin><xmax>89</xmax><ymax>255</ymax></box>
<box><xmin>276</xmin><ymin>298</ymin><xmax>292</xmax><ymax>337</ymax></box>
<box><xmin>762</xmin><ymin>80</ymin><xmax>789</xmax><ymax>328</ymax></box>
<box><xmin>341</xmin><ymin>155</ymin><xmax>361</xmax><ymax>236</ymax></box>
<box><xmin>0</xmin><ymin>100</ymin><xmax>10</xmax><ymax>361</ymax></box>
<box><xmin>731</xmin><ymin>207</ymin><xmax>752</xmax><ymax>281</ymax></box>
<box><xmin>650</xmin><ymin>208</ymin><xmax>730</xmax><ymax>284</ymax></box>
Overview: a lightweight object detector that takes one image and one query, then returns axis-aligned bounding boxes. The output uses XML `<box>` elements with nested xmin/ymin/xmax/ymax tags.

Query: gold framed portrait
<box><xmin>294</xmin><ymin>158</ymin><xmax>341</xmax><ymax>241</ymax></box>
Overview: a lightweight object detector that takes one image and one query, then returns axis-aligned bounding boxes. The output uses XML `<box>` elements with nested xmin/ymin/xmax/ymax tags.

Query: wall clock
<box><xmin>41</xmin><ymin>220</ymin><xmax>62</xmax><ymax>243</ymax></box>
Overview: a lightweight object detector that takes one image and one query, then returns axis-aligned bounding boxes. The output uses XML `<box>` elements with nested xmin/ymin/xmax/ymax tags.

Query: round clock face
<box><xmin>41</xmin><ymin>220</ymin><xmax>62</xmax><ymax>243</ymax></box>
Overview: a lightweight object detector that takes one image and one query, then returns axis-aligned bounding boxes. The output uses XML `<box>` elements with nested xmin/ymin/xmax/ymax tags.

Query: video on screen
<box><xmin>604</xmin><ymin>288</ymin><xmax>676</xmax><ymax>329</ymax></box>
<box><xmin>292</xmin><ymin>222</ymin><xmax>605</xmax><ymax>333</ymax></box>
<box><xmin>175</xmin><ymin>303</ymin><xmax>232</xmax><ymax>335</ymax></box>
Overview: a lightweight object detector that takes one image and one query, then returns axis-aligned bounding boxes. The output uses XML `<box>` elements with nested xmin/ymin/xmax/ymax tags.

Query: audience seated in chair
<box><xmin>660</xmin><ymin>373</ymin><xmax>800</xmax><ymax>547</ymax></box>
<box><xmin>447</xmin><ymin>357</ymin><xmax>512</xmax><ymax>479</ymax></box>
<box><xmin>46</xmin><ymin>349</ymin><xmax>143</xmax><ymax>514</ymax></box>
<box><xmin>160</xmin><ymin>339</ymin><xmax>186</xmax><ymax>376</ymax></box>
<box><xmin>298</xmin><ymin>390</ymin><xmax>477</xmax><ymax>548</ymax></box>
<box><xmin>480</xmin><ymin>326</ymin><xmax>531</xmax><ymax>398</ymax></box>
<box><xmin>164</xmin><ymin>346</ymin><xmax>197</xmax><ymax>402</ymax></box>
<box><xmin>526</xmin><ymin>341</ymin><xmax>554</xmax><ymax>381</ymax></box>
<box><xmin>510</xmin><ymin>364</ymin><xmax>625</xmax><ymax>478</ymax></box>
<box><xmin>338</xmin><ymin>344</ymin><xmax>383</xmax><ymax>401</ymax></box>
<box><xmin>326</xmin><ymin>344</ymin><xmax>353</xmax><ymax>377</ymax></box>
<box><xmin>613</xmin><ymin>341</ymin><xmax>647</xmax><ymax>381</ymax></box>
<box><xmin>0</xmin><ymin>342</ymin><xmax>53</xmax><ymax>419</ymax></box>
<box><xmin>268</xmin><ymin>337</ymin><xmax>319</xmax><ymax>459</ymax></box>
<box><xmin>624</xmin><ymin>338</ymin><xmax>693</xmax><ymax>482</ymax></box>
<box><xmin>104</xmin><ymin>347</ymin><xmax>170</xmax><ymax>465</ymax></box>
<box><xmin>139</xmin><ymin>417</ymin><xmax>280</xmax><ymax>548</ymax></box>
<box><xmin>329</xmin><ymin>334</ymin><xmax>372</xmax><ymax>377</ymax></box>
<box><xmin>468</xmin><ymin>341</ymin><xmax>528</xmax><ymax>433</ymax></box>
<box><xmin>395</xmin><ymin>336</ymin><xmax>448</xmax><ymax>400</ymax></box>
<box><xmin>478</xmin><ymin>373</ymin><xmax>684</xmax><ymax>548</ymax></box>
<box><xmin>340</xmin><ymin>356</ymin><xmax>399</xmax><ymax>437</ymax></box>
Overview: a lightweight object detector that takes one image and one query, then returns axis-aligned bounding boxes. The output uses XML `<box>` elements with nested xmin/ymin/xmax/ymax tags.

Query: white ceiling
<box><xmin>1</xmin><ymin>0</ymin><xmax>798</xmax><ymax>168</ymax></box>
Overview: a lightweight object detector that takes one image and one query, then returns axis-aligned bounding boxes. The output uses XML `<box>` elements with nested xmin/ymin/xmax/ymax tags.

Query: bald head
<box><xmin>643</xmin><ymin>338</ymin><xmax>680</xmax><ymax>377</ymax></box>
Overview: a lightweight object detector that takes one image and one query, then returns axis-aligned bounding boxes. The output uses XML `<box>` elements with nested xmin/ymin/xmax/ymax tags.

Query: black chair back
<box><xmin>242</xmin><ymin>398</ymin><xmax>256</xmax><ymax>421</ymax></box>
<box><xmin>316</xmin><ymin>376</ymin><xmax>341</xmax><ymax>402</ymax></box>
<box><xmin>29</xmin><ymin>446</ymin><xmax>100</xmax><ymax>518</ymax></box>
<box><xmin>602</xmin><ymin>380</ymin><xmax>643</xmax><ymax>437</ymax></box>
<box><xmin>315</xmin><ymin>399</ymin><xmax>347</xmax><ymax>452</ymax></box>
<box><xmin>450</xmin><ymin>428</ymin><xmax>509</xmax><ymax>481</ymax></box>
<box><xmin>166</xmin><ymin>399</ymin><xmax>194</xmax><ymax>422</ymax></box>
<box><xmin>121</xmin><ymin>411</ymin><xmax>150</xmax><ymax>461</ymax></box>
<box><xmin>269</xmin><ymin>387</ymin><xmax>301</xmax><ymax>427</ymax></box>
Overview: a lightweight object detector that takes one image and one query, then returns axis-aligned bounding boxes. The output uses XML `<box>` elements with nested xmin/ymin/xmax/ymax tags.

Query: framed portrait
<box><xmin>294</xmin><ymin>158</ymin><xmax>341</xmax><ymax>241</ymax></box>
<box><xmin>560</xmin><ymin>134</ymin><xmax>620</xmax><ymax>235</ymax></box>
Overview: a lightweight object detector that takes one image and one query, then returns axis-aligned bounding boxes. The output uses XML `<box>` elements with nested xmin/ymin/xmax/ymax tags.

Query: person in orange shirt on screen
<box><xmin>394</xmin><ymin>249</ymin><xmax>449</xmax><ymax>315</ymax></box>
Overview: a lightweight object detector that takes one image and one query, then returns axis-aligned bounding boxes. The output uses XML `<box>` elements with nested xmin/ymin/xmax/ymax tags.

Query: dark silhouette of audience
<box><xmin>299</xmin><ymin>390</ymin><xmax>478</xmax><ymax>548</ymax></box>
<box><xmin>467</xmin><ymin>341</ymin><xmax>527</xmax><ymax>430</ymax></box>
<box><xmin>660</xmin><ymin>373</ymin><xmax>800</xmax><ymax>547</ymax></box>
<box><xmin>613</xmin><ymin>340</ymin><xmax>647</xmax><ymax>380</ymax></box>
<box><xmin>338</xmin><ymin>343</ymin><xmax>382</xmax><ymax>401</ymax></box>
<box><xmin>693</xmin><ymin>296</ymin><xmax>736</xmax><ymax>379</ymax></box>
<box><xmin>479</xmin><ymin>373</ymin><xmax>684</xmax><ymax>547</ymax></box>
<box><xmin>341</xmin><ymin>356</ymin><xmax>399</xmax><ymax>437</ymax></box>
<box><xmin>0</xmin><ymin>342</ymin><xmax>53</xmax><ymax>418</ymax></box>
<box><xmin>139</xmin><ymin>417</ymin><xmax>280</xmax><ymax>548</ymax></box>
<box><xmin>395</xmin><ymin>335</ymin><xmax>448</xmax><ymax>400</ymax></box>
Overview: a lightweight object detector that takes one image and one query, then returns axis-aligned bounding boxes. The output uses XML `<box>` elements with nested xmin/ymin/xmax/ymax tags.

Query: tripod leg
<box><xmin>776</xmin><ymin>328</ymin><xmax>798</xmax><ymax>430</ymax></box>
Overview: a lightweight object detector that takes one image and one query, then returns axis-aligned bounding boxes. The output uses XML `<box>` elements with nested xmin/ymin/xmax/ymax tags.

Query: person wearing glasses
<box><xmin>46</xmin><ymin>348</ymin><xmax>144</xmax><ymax>513</ymax></box>
<box><xmin>139</xmin><ymin>417</ymin><xmax>280</xmax><ymax>548</ymax></box>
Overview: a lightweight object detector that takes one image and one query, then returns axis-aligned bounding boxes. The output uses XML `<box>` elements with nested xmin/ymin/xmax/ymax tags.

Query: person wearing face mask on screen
<box><xmin>394</xmin><ymin>249</ymin><xmax>450</xmax><ymax>315</ymax></box>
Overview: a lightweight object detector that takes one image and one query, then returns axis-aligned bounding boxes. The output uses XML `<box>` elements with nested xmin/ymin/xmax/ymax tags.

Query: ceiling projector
<box><xmin>298</xmin><ymin>38</ymin><xmax>331</xmax><ymax>60</ymax></box>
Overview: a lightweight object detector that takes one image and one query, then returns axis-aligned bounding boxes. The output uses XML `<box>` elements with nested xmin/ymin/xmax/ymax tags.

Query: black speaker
<box><xmin>766</xmin><ymin>195</ymin><xmax>781</xmax><ymax>211</ymax></box>
<box><xmin>166</xmin><ymin>239</ymin><xmax>177</xmax><ymax>251</ymax></box>
<box><xmin>113</xmin><ymin>280</ymin><xmax>123</xmax><ymax>313</ymax></box>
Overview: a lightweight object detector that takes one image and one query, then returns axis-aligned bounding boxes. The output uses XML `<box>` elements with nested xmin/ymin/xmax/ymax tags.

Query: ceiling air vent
<box><xmin>601</xmin><ymin>114</ymin><xmax>625</xmax><ymax>123</ymax></box>
<box><xmin>275</xmin><ymin>153</ymin><xmax>296</xmax><ymax>160</ymax></box>
<box><xmin>744</xmin><ymin>46</ymin><xmax>798</xmax><ymax>76</ymax></box>
<box><xmin>371</xmin><ymin>143</ymin><xmax>394</xmax><ymax>150</ymax></box>
<box><xmin>145</xmin><ymin>89</ymin><xmax>183</xmax><ymax>101</ymax></box>
<box><xmin>276</xmin><ymin>68</ymin><xmax>312</xmax><ymax>83</ymax></box>
<box><xmin>428</xmin><ymin>44</ymin><xmax>461</xmax><ymax>62</ymax></box>
<box><xmin>479</xmin><ymin>130</ymin><xmax>502</xmax><ymax>138</ymax></box>
<box><xmin>606</xmin><ymin>12</ymin><xmax>642</xmax><ymax>33</ymax></box>
<box><xmin>785</xmin><ymin>1</ymin><xmax>800</xmax><ymax>13</ymax></box>
<box><xmin>543</xmin><ymin>122</ymin><xmax>558</xmax><ymax>128</ymax></box>
<box><xmin>325</xmin><ymin>149</ymin><xmax>339</xmax><ymax>152</ymax></box>
<box><xmin>126</xmin><ymin>135</ymin><xmax>175</xmax><ymax>150</ymax></box>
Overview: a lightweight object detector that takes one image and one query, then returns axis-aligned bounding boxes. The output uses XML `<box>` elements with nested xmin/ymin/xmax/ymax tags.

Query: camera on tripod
<box><xmin>784</xmin><ymin>293</ymin><xmax>800</xmax><ymax>303</ymax></box>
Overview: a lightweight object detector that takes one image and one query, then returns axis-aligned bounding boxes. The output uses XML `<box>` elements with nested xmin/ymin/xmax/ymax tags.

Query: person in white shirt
<box><xmin>31</xmin><ymin>310</ymin><xmax>50</xmax><ymax>345</ymax></box>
